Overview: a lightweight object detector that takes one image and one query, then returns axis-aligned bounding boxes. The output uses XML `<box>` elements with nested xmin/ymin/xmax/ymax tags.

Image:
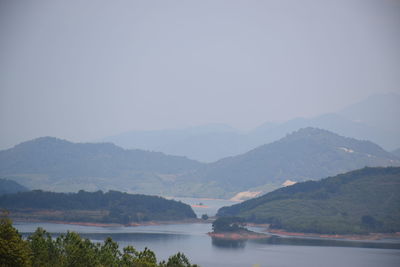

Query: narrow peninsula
<box><xmin>0</xmin><ymin>190</ymin><xmax>197</xmax><ymax>225</ymax></box>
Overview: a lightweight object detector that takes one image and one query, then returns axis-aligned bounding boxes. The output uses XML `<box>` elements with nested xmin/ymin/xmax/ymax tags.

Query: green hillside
<box><xmin>0</xmin><ymin>190</ymin><xmax>196</xmax><ymax>223</ymax></box>
<box><xmin>217</xmin><ymin>167</ymin><xmax>400</xmax><ymax>234</ymax></box>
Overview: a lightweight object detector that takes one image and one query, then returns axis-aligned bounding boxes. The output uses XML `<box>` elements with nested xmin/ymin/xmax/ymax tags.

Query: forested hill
<box><xmin>217</xmin><ymin>167</ymin><xmax>400</xmax><ymax>234</ymax></box>
<box><xmin>187</xmin><ymin>128</ymin><xmax>400</xmax><ymax>193</ymax></box>
<box><xmin>0</xmin><ymin>190</ymin><xmax>196</xmax><ymax>223</ymax></box>
<box><xmin>0</xmin><ymin>137</ymin><xmax>203</xmax><ymax>193</ymax></box>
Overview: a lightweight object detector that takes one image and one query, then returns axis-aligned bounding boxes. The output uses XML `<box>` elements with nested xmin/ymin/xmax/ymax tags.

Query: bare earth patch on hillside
<box><xmin>230</xmin><ymin>191</ymin><xmax>262</xmax><ymax>201</ymax></box>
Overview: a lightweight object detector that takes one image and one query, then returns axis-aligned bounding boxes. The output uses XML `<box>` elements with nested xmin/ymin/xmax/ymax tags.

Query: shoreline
<box><xmin>13</xmin><ymin>218</ymin><xmax>400</xmax><ymax>242</ymax></box>
<box><xmin>12</xmin><ymin>218</ymin><xmax>206</xmax><ymax>228</ymax></box>
<box><xmin>267</xmin><ymin>229</ymin><xmax>400</xmax><ymax>241</ymax></box>
<box><xmin>208</xmin><ymin>231</ymin><xmax>270</xmax><ymax>240</ymax></box>
<box><xmin>242</xmin><ymin>223</ymin><xmax>400</xmax><ymax>242</ymax></box>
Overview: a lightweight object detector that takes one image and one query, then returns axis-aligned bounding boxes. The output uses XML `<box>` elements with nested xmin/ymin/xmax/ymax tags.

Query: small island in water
<box><xmin>208</xmin><ymin>217</ymin><xmax>269</xmax><ymax>240</ymax></box>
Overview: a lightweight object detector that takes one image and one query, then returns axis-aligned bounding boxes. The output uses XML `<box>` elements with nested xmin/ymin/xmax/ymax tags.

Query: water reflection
<box><xmin>209</xmin><ymin>235</ymin><xmax>400</xmax><ymax>250</ymax></box>
<box><xmin>253</xmin><ymin>235</ymin><xmax>400</xmax><ymax>250</ymax></box>
<box><xmin>16</xmin><ymin>223</ymin><xmax>400</xmax><ymax>267</ymax></box>
<box><xmin>80</xmin><ymin>232</ymin><xmax>188</xmax><ymax>243</ymax></box>
<box><xmin>211</xmin><ymin>237</ymin><xmax>246</xmax><ymax>249</ymax></box>
<box><xmin>21</xmin><ymin>232</ymin><xmax>189</xmax><ymax>244</ymax></box>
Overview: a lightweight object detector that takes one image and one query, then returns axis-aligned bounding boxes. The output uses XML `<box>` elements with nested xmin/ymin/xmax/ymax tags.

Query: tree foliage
<box><xmin>212</xmin><ymin>217</ymin><xmax>246</xmax><ymax>233</ymax></box>
<box><xmin>0</xmin><ymin>216</ymin><xmax>199</xmax><ymax>267</ymax></box>
<box><xmin>200</xmin><ymin>214</ymin><xmax>208</xmax><ymax>220</ymax></box>
<box><xmin>0</xmin><ymin>212</ymin><xmax>31</xmax><ymax>266</ymax></box>
<box><xmin>160</xmin><ymin>252</ymin><xmax>199</xmax><ymax>267</ymax></box>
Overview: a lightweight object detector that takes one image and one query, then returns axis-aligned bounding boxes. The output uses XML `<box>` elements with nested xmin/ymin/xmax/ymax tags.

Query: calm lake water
<box><xmin>169</xmin><ymin>197</ymin><xmax>237</xmax><ymax>217</ymax></box>
<box><xmin>15</xmin><ymin>222</ymin><xmax>400</xmax><ymax>267</ymax></box>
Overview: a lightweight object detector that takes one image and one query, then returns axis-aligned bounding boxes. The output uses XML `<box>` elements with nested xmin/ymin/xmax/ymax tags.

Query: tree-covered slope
<box><xmin>217</xmin><ymin>167</ymin><xmax>400</xmax><ymax>234</ymax></box>
<box><xmin>0</xmin><ymin>179</ymin><xmax>28</xmax><ymax>195</ymax></box>
<box><xmin>187</xmin><ymin>128</ymin><xmax>400</xmax><ymax>194</ymax></box>
<box><xmin>0</xmin><ymin>190</ymin><xmax>196</xmax><ymax>223</ymax></box>
<box><xmin>0</xmin><ymin>137</ymin><xmax>203</xmax><ymax>193</ymax></box>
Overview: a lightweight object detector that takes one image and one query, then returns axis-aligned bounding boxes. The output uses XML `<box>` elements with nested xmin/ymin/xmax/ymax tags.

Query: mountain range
<box><xmin>179</xmin><ymin>127</ymin><xmax>400</xmax><ymax>197</ymax></box>
<box><xmin>102</xmin><ymin>93</ymin><xmax>400</xmax><ymax>162</ymax></box>
<box><xmin>1</xmin><ymin>128</ymin><xmax>399</xmax><ymax>199</ymax></box>
<box><xmin>0</xmin><ymin>137</ymin><xmax>201</xmax><ymax>193</ymax></box>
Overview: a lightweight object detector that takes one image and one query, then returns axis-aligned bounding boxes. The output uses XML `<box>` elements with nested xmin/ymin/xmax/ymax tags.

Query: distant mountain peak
<box><xmin>13</xmin><ymin>136</ymin><xmax>122</xmax><ymax>154</ymax></box>
<box><xmin>13</xmin><ymin>136</ymin><xmax>71</xmax><ymax>149</ymax></box>
<box><xmin>20</xmin><ymin>136</ymin><xmax>68</xmax><ymax>144</ymax></box>
<box><xmin>338</xmin><ymin>92</ymin><xmax>400</xmax><ymax>133</ymax></box>
<box><xmin>275</xmin><ymin>127</ymin><xmax>394</xmax><ymax>159</ymax></box>
<box><xmin>287</xmin><ymin>127</ymin><xmax>331</xmax><ymax>136</ymax></box>
<box><xmin>281</xmin><ymin>127</ymin><xmax>345</xmax><ymax>142</ymax></box>
<box><xmin>189</xmin><ymin>128</ymin><xmax>400</xmax><ymax>197</ymax></box>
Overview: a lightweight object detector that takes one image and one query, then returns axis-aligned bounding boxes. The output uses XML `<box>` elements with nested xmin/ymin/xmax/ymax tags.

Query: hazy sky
<box><xmin>1</xmin><ymin>0</ymin><xmax>399</xmax><ymax>149</ymax></box>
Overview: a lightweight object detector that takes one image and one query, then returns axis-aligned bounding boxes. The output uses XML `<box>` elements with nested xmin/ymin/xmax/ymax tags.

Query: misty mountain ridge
<box><xmin>0</xmin><ymin>137</ymin><xmax>203</xmax><ymax>193</ymax></box>
<box><xmin>1</xmin><ymin>128</ymin><xmax>399</xmax><ymax>198</ymax></box>
<box><xmin>392</xmin><ymin>148</ymin><xmax>400</xmax><ymax>158</ymax></box>
<box><xmin>102</xmin><ymin>123</ymin><xmax>246</xmax><ymax>163</ymax></box>
<box><xmin>102</xmin><ymin>93</ymin><xmax>400</xmax><ymax>162</ymax></box>
<box><xmin>1</xmin><ymin>136</ymin><xmax>201</xmax><ymax>175</ymax></box>
<box><xmin>180</xmin><ymin>127</ymin><xmax>400</xmax><ymax>197</ymax></box>
<box><xmin>338</xmin><ymin>92</ymin><xmax>400</xmax><ymax>133</ymax></box>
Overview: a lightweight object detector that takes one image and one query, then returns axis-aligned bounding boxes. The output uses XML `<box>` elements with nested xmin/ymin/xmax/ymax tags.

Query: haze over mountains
<box><xmin>1</xmin><ymin>128</ymin><xmax>399</xmax><ymax>199</ymax></box>
<box><xmin>0</xmin><ymin>137</ymin><xmax>201</xmax><ymax>194</ymax></box>
<box><xmin>180</xmin><ymin>128</ymin><xmax>400</xmax><ymax>197</ymax></box>
<box><xmin>103</xmin><ymin>93</ymin><xmax>400</xmax><ymax>162</ymax></box>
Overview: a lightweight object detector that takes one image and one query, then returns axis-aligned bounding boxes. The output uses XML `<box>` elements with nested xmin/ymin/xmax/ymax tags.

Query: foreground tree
<box><xmin>0</xmin><ymin>214</ymin><xmax>32</xmax><ymax>266</ymax></box>
<box><xmin>28</xmin><ymin>227</ymin><xmax>59</xmax><ymax>267</ymax></box>
<box><xmin>0</xmin><ymin>214</ymin><xmax>200</xmax><ymax>267</ymax></box>
<box><xmin>160</xmin><ymin>252</ymin><xmax>199</xmax><ymax>267</ymax></box>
